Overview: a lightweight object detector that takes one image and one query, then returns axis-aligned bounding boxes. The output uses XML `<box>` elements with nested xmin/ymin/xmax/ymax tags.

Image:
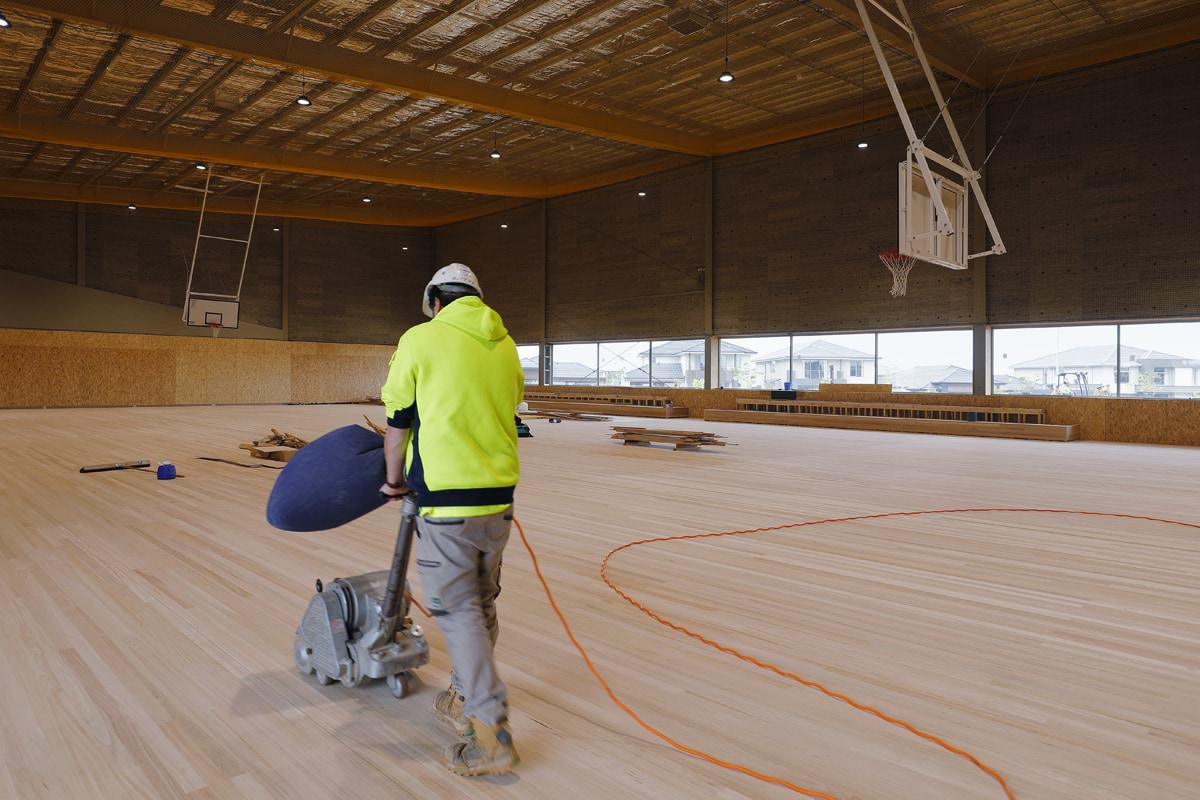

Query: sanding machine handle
<box><xmin>380</xmin><ymin>495</ymin><xmax>419</xmax><ymax>625</ymax></box>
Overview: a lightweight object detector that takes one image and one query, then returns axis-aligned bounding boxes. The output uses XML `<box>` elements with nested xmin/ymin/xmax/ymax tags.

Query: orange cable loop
<box><xmin>514</xmin><ymin>508</ymin><xmax>1200</xmax><ymax>799</ymax></box>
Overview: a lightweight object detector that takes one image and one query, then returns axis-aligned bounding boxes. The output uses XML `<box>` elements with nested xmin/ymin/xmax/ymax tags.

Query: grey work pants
<box><xmin>415</xmin><ymin>507</ymin><xmax>512</xmax><ymax>726</ymax></box>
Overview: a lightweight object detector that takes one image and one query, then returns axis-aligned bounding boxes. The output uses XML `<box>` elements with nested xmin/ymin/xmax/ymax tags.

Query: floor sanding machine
<box><xmin>293</xmin><ymin>495</ymin><xmax>430</xmax><ymax>698</ymax></box>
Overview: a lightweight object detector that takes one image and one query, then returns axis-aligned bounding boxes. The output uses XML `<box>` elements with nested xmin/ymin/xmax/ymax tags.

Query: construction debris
<box><xmin>239</xmin><ymin>428</ymin><xmax>309</xmax><ymax>462</ymax></box>
<box><xmin>362</xmin><ymin>415</ymin><xmax>387</xmax><ymax>436</ymax></box>
<box><xmin>610</xmin><ymin>427</ymin><xmax>732</xmax><ymax>451</ymax></box>
<box><xmin>79</xmin><ymin>459</ymin><xmax>151</xmax><ymax>473</ymax></box>
<box><xmin>197</xmin><ymin>457</ymin><xmax>284</xmax><ymax>470</ymax></box>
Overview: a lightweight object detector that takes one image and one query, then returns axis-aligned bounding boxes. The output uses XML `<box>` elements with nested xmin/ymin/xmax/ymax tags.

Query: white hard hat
<box><xmin>422</xmin><ymin>263</ymin><xmax>483</xmax><ymax>318</ymax></box>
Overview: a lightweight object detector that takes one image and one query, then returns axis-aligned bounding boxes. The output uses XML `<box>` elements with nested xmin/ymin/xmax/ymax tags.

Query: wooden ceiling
<box><xmin>0</xmin><ymin>0</ymin><xmax>1196</xmax><ymax>225</ymax></box>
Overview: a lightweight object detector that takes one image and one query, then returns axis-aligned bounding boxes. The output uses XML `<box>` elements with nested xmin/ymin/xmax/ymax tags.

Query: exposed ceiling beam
<box><xmin>113</xmin><ymin>49</ymin><xmax>188</xmax><ymax>125</ymax></box>
<box><xmin>362</xmin><ymin>0</ymin><xmax>477</xmax><ymax>54</ymax></box>
<box><xmin>8</xmin><ymin>19</ymin><xmax>63</xmax><ymax>113</ymax></box>
<box><xmin>271</xmin><ymin>91</ymin><xmax>376</xmax><ymax>147</ymax></box>
<box><xmin>7</xmin><ymin>0</ymin><xmax>709</xmax><ymax>155</ymax></box>
<box><xmin>0</xmin><ymin>176</ymin><xmax>532</xmax><ymax>226</ymax></box>
<box><xmin>804</xmin><ymin>0</ymin><xmax>986</xmax><ymax>88</ymax></box>
<box><xmin>468</xmin><ymin>0</ymin><xmax>632</xmax><ymax>75</ymax></box>
<box><xmin>146</xmin><ymin>61</ymin><xmax>242</xmax><ymax>135</ymax></box>
<box><xmin>0</xmin><ymin>111</ymin><xmax>548</xmax><ymax>197</ymax></box>
<box><xmin>62</xmin><ymin>34</ymin><xmax>131</xmax><ymax>119</ymax></box>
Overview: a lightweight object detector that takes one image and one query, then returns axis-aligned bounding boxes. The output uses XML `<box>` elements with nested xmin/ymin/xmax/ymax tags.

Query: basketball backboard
<box><xmin>899</xmin><ymin>157</ymin><xmax>969</xmax><ymax>270</ymax></box>
<box><xmin>186</xmin><ymin>297</ymin><xmax>240</xmax><ymax>329</ymax></box>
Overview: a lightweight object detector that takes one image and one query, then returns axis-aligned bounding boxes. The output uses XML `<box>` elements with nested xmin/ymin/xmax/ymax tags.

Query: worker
<box><xmin>379</xmin><ymin>263</ymin><xmax>525</xmax><ymax>776</ymax></box>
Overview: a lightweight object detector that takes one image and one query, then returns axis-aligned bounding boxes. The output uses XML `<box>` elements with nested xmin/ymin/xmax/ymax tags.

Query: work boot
<box><xmin>444</xmin><ymin>719</ymin><xmax>520</xmax><ymax>776</ymax></box>
<box><xmin>433</xmin><ymin>684</ymin><xmax>472</xmax><ymax>736</ymax></box>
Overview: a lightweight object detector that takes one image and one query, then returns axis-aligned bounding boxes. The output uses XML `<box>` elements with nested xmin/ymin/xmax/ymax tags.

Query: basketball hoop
<box><xmin>208</xmin><ymin>322</ymin><xmax>223</xmax><ymax>338</ymax></box>
<box><xmin>879</xmin><ymin>250</ymin><xmax>916</xmax><ymax>297</ymax></box>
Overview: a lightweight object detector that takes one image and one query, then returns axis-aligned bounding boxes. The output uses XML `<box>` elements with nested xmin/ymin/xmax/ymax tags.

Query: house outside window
<box><xmin>851</xmin><ymin>361</ymin><xmax>863</xmax><ymax>377</ymax></box>
<box><xmin>804</xmin><ymin>361</ymin><xmax>821</xmax><ymax>379</ymax></box>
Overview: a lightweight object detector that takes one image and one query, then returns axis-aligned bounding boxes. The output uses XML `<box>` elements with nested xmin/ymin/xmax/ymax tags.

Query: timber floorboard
<box><xmin>0</xmin><ymin>404</ymin><xmax>1197</xmax><ymax>800</ymax></box>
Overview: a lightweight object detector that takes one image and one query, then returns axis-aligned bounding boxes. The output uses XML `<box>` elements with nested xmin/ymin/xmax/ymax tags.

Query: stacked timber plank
<box><xmin>611</xmin><ymin>426</ymin><xmax>730</xmax><ymax>450</ymax></box>
<box><xmin>525</xmin><ymin>410</ymin><xmax>611</xmax><ymax>422</ymax></box>
<box><xmin>706</xmin><ymin>399</ymin><xmax>1078</xmax><ymax>442</ymax></box>
<box><xmin>525</xmin><ymin>391</ymin><xmax>689</xmax><ymax>419</ymax></box>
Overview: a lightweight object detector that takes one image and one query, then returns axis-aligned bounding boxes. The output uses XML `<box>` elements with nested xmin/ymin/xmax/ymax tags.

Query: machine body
<box><xmin>293</xmin><ymin>495</ymin><xmax>429</xmax><ymax>698</ymax></box>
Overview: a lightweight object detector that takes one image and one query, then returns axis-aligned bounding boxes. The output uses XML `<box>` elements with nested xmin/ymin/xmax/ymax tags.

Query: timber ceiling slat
<box><xmin>61</xmin><ymin>34</ymin><xmax>131</xmax><ymax>119</ymax></box>
<box><xmin>7</xmin><ymin>20</ymin><xmax>63</xmax><ymax>113</ymax></box>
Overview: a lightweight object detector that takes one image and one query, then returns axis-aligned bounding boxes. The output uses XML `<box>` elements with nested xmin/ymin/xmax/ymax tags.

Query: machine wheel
<box><xmin>315</xmin><ymin>671</ymin><xmax>335</xmax><ymax>686</ymax></box>
<box><xmin>387</xmin><ymin>671</ymin><xmax>413</xmax><ymax>699</ymax></box>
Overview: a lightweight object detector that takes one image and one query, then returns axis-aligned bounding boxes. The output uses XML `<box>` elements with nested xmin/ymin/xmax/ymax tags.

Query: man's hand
<box><xmin>380</xmin><ymin>480</ymin><xmax>408</xmax><ymax>501</ymax></box>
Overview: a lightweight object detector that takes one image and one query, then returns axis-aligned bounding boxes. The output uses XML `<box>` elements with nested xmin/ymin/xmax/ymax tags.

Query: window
<box><xmin>878</xmin><ymin>329</ymin><xmax>973</xmax><ymax>393</ymax></box>
<box><xmin>1119</xmin><ymin>321</ymin><xmax>1200</xmax><ymax>399</ymax></box>
<box><xmin>516</xmin><ymin>344</ymin><xmax>539</xmax><ymax>385</ymax></box>
<box><xmin>719</xmin><ymin>337</ymin><xmax>789</xmax><ymax>389</ymax></box>
<box><xmin>550</xmin><ymin>343</ymin><xmax>599</xmax><ymax>386</ymax></box>
<box><xmin>992</xmin><ymin>325</ymin><xmax>1117</xmax><ymax>396</ymax></box>
<box><xmin>791</xmin><ymin>334</ymin><xmax>876</xmax><ymax>388</ymax></box>
<box><xmin>651</xmin><ymin>339</ymin><xmax>705</xmax><ymax>388</ymax></box>
<box><xmin>599</xmin><ymin>341</ymin><xmax>648</xmax><ymax>387</ymax></box>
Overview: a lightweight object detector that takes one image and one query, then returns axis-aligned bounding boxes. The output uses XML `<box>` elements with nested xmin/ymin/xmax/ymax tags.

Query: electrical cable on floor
<box><xmin>515</xmin><ymin>509</ymin><xmax>1200</xmax><ymax>799</ymax></box>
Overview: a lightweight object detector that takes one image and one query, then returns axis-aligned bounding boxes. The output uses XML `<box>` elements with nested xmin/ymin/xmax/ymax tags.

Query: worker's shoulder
<box><xmin>395</xmin><ymin>320</ymin><xmax>438</xmax><ymax>346</ymax></box>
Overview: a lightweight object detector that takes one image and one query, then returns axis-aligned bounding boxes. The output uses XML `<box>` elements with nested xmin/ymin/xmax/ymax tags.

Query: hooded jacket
<box><xmin>381</xmin><ymin>296</ymin><xmax>524</xmax><ymax>516</ymax></box>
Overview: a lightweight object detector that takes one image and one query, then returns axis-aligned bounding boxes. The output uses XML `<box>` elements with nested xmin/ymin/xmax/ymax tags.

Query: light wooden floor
<box><xmin>1</xmin><ymin>404</ymin><xmax>1197</xmax><ymax>800</ymax></box>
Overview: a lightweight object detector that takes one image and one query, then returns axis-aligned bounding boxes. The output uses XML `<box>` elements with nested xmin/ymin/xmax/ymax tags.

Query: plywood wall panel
<box><xmin>434</xmin><ymin>204</ymin><xmax>543</xmax><ymax>344</ymax></box>
<box><xmin>0</xmin><ymin>329</ymin><xmax>393</xmax><ymax>408</ymax></box>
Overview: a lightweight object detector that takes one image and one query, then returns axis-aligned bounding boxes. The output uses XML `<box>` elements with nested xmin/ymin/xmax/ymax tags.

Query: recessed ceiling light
<box><xmin>402</xmin><ymin>246</ymin><xmax>409</xmax><ymax>251</ymax></box>
<box><xmin>857</xmin><ymin>141</ymin><xmax>869</xmax><ymax>149</ymax></box>
<box><xmin>637</xmin><ymin>190</ymin><xmax>647</xmax><ymax>197</ymax></box>
<box><xmin>500</xmin><ymin>223</ymin><xmax>508</xmax><ymax>229</ymax></box>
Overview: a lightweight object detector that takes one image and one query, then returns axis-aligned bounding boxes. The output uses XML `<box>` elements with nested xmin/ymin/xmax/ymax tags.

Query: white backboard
<box><xmin>899</xmin><ymin>159</ymin><xmax>969</xmax><ymax>270</ymax></box>
<box><xmin>186</xmin><ymin>297</ymin><xmax>240</xmax><ymax>329</ymax></box>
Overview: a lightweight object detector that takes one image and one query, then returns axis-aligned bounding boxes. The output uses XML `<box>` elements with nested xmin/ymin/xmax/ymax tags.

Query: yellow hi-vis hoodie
<box><xmin>380</xmin><ymin>296</ymin><xmax>524</xmax><ymax>516</ymax></box>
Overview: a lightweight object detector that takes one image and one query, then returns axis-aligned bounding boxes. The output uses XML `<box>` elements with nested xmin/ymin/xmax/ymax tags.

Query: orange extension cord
<box><xmin>515</xmin><ymin>508</ymin><xmax>1200</xmax><ymax>800</ymax></box>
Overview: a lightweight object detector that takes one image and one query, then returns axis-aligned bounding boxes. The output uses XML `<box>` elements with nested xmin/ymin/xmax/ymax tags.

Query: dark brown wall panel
<box><xmin>433</xmin><ymin>203</ymin><xmax>543</xmax><ymax>344</ymax></box>
<box><xmin>713</xmin><ymin>114</ymin><xmax>975</xmax><ymax>335</ymax></box>
<box><xmin>986</xmin><ymin>43</ymin><xmax>1200</xmax><ymax>324</ymax></box>
<box><xmin>546</xmin><ymin>165</ymin><xmax>707</xmax><ymax>341</ymax></box>
<box><xmin>0</xmin><ymin>198</ymin><xmax>77</xmax><ymax>284</ymax></box>
<box><xmin>287</xmin><ymin>220</ymin><xmax>430</xmax><ymax>345</ymax></box>
<box><xmin>84</xmin><ymin>204</ymin><xmax>284</xmax><ymax>330</ymax></box>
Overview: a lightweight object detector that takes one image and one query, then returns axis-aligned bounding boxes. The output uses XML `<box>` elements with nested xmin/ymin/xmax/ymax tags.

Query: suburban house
<box><xmin>751</xmin><ymin>339</ymin><xmax>876</xmax><ymax>389</ymax></box>
<box><xmin>1003</xmin><ymin>344</ymin><xmax>1200</xmax><ymax>397</ymax></box>
<box><xmin>636</xmin><ymin>339</ymin><xmax>754</xmax><ymax>388</ymax></box>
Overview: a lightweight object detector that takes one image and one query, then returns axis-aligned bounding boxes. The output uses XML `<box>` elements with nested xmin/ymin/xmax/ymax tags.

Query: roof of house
<box><xmin>625</xmin><ymin>364</ymin><xmax>685</xmax><ymax>383</ymax></box>
<box><xmin>549</xmin><ymin>361</ymin><xmax>598</xmax><ymax>380</ymax></box>
<box><xmin>755</xmin><ymin>339</ymin><xmax>874</xmax><ymax>363</ymax></box>
<box><xmin>637</xmin><ymin>340</ymin><xmax>754</xmax><ymax>357</ymax></box>
<box><xmin>884</xmin><ymin>364</ymin><xmax>973</xmax><ymax>389</ymax></box>
<box><xmin>1010</xmin><ymin>344</ymin><xmax>1190</xmax><ymax>369</ymax></box>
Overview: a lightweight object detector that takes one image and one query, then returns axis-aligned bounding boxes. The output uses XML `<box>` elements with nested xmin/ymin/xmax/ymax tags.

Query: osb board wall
<box><xmin>546</xmin><ymin>164</ymin><xmax>707</xmax><ymax>341</ymax></box>
<box><xmin>986</xmin><ymin>42</ymin><xmax>1200</xmax><ymax>324</ymax></box>
<box><xmin>713</xmin><ymin>112</ymin><xmax>977</xmax><ymax>335</ymax></box>
<box><xmin>288</xmin><ymin>220</ymin><xmax>430</xmax><ymax>345</ymax></box>
<box><xmin>434</xmin><ymin>203</ymin><xmax>544</xmax><ymax>344</ymax></box>
<box><xmin>84</xmin><ymin>204</ymin><xmax>284</xmax><ymax>330</ymax></box>
<box><xmin>0</xmin><ymin>329</ymin><xmax>393</xmax><ymax>408</ymax></box>
<box><xmin>523</xmin><ymin>384</ymin><xmax>1200</xmax><ymax>446</ymax></box>
<box><xmin>0</xmin><ymin>198</ymin><xmax>77</xmax><ymax>284</ymax></box>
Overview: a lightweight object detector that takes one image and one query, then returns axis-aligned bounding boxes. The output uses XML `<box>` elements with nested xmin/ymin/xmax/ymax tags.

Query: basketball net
<box><xmin>209</xmin><ymin>322</ymin><xmax>223</xmax><ymax>338</ymax></box>
<box><xmin>879</xmin><ymin>250</ymin><xmax>916</xmax><ymax>298</ymax></box>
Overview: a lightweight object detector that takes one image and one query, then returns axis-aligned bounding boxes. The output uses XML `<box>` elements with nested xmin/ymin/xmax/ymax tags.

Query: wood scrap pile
<box><xmin>526</xmin><ymin>410</ymin><xmax>611</xmax><ymax>422</ymax></box>
<box><xmin>610</xmin><ymin>426</ymin><xmax>733</xmax><ymax>451</ymax></box>
<box><xmin>239</xmin><ymin>428</ymin><xmax>309</xmax><ymax>462</ymax></box>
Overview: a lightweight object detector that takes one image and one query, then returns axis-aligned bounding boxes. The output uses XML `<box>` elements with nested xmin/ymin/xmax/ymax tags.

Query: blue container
<box><xmin>157</xmin><ymin>462</ymin><xmax>177</xmax><ymax>480</ymax></box>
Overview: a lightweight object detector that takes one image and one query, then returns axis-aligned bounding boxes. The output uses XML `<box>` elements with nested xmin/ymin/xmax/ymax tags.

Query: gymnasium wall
<box><xmin>0</xmin><ymin>328</ymin><xmax>392</xmax><ymax>407</ymax></box>
<box><xmin>0</xmin><ymin>200</ymin><xmax>431</xmax><ymax>345</ymax></box>
<box><xmin>985</xmin><ymin>43</ymin><xmax>1200</xmax><ymax>324</ymax></box>
<box><xmin>546</xmin><ymin>164</ymin><xmax>708</xmax><ymax>341</ymax></box>
<box><xmin>433</xmin><ymin>202</ymin><xmax>545</xmax><ymax>344</ymax></box>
